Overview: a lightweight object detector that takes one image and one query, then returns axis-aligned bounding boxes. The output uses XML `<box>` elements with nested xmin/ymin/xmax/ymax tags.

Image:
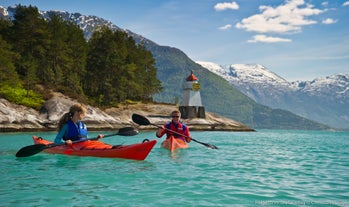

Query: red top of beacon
<box><xmin>186</xmin><ymin>70</ymin><xmax>198</xmax><ymax>81</ymax></box>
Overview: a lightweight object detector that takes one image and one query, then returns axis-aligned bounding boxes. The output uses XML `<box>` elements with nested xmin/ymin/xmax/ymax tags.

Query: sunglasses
<box><xmin>172</xmin><ymin>115</ymin><xmax>179</xmax><ymax>118</ymax></box>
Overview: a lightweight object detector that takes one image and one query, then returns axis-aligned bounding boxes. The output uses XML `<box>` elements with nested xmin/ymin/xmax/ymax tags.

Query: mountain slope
<box><xmin>197</xmin><ymin>61</ymin><xmax>349</xmax><ymax>129</ymax></box>
<box><xmin>147</xmin><ymin>47</ymin><xmax>329</xmax><ymax>130</ymax></box>
<box><xmin>0</xmin><ymin>5</ymin><xmax>331</xmax><ymax>130</ymax></box>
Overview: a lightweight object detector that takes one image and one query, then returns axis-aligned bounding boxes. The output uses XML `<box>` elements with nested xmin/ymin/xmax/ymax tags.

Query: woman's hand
<box><xmin>156</xmin><ymin>127</ymin><xmax>165</xmax><ymax>137</ymax></box>
<box><xmin>65</xmin><ymin>140</ymin><xmax>73</xmax><ymax>145</ymax></box>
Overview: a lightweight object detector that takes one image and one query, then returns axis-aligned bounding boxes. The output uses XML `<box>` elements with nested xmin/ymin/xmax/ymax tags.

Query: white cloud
<box><xmin>218</xmin><ymin>24</ymin><xmax>232</xmax><ymax>30</ymax></box>
<box><xmin>214</xmin><ymin>1</ymin><xmax>239</xmax><ymax>11</ymax></box>
<box><xmin>343</xmin><ymin>1</ymin><xmax>349</xmax><ymax>6</ymax></box>
<box><xmin>247</xmin><ymin>35</ymin><xmax>292</xmax><ymax>43</ymax></box>
<box><xmin>322</xmin><ymin>18</ymin><xmax>337</xmax><ymax>24</ymax></box>
<box><xmin>235</xmin><ymin>0</ymin><xmax>324</xmax><ymax>34</ymax></box>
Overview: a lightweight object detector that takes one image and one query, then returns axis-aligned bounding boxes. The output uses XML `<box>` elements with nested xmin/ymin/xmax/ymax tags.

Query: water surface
<box><xmin>1</xmin><ymin>130</ymin><xmax>348</xmax><ymax>206</ymax></box>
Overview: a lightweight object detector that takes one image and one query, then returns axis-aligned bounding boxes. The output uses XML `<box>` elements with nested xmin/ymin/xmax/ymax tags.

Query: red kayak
<box><xmin>32</xmin><ymin>136</ymin><xmax>156</xmax><ymax>160</ymax></box>
<box><xmin>161</xmin><ymin>136</ymin><xmax>188</xmax><ymax>151</ymax></box>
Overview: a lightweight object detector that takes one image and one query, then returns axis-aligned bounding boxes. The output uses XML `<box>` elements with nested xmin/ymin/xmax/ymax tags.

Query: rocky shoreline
<box><xmin>0</xmin><ymin>93</ymin><xmax>255</xmax><ymax>132</ymax></box>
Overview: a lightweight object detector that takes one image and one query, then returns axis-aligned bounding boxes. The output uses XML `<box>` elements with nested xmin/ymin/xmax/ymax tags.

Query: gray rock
<box><xmin>0</xmin><ymin>93</ymin><xmax>254</xmax><ymax>132</ymax></box>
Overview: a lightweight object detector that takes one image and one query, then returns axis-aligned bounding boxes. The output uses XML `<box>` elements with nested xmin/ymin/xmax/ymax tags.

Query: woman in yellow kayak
<box><xmin>54</xmin><ymin>103</ymin><xmax>103</xmax><ymax>145</ymax></box>
<box><xmin>156</xmin><ymin>110</ymin><xmax>191</xmax><ymax>143</ymax></box>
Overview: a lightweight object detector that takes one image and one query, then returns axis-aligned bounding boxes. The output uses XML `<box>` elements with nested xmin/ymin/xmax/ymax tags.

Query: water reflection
<box><xmin>157</xmin><ymin>147</ymin><xmax>189</xmax><ymax>163</ymax></box>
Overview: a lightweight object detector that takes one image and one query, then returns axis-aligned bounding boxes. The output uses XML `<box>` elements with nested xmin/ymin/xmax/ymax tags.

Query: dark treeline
<box><xmin>0</xmin><ymin>5</ymin><xmax>162</xmax><ymax>108</ymax></box>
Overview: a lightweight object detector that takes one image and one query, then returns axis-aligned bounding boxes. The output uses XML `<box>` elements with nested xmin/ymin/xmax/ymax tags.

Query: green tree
<box><xmin>11</xmin><ymin>5</ymin><xmax>52</xmax><ymax>89</ymax></box>
<box><xmin>86</xmin><ymin>27</ymin><xmax>127</xmax><ymax>105</ymax></box>
<box><xmin>127</xmin><ymin>41</ymin><xmax>162</xmax><ymax>101</ymax></box>
<box><xmin>0</xmin><ymin>18</ymin><xmax>13</xmax><ymax>42</ymax></box>
<box><xmin>0</xmin><ymin>35</ymin><xmax>20</xmax><ymax>87</ymax></box>
<box><xmin>47</xmin><ymin>14</ymin><xmax>68</xmax><ymax>87</ymax></box>
<box><xmin>0</xmin><ymin>34</ymin><xmax>44</xmax><ymax>109</ymax></box>
<box><xmin>137</xmin><ymin>45</ymin><xmax>162</xmax><ymax>101</ymax></box>
<box><xmin>64</xmin><ymin>21</ymin><xmax>87</xmax><ymax>95</ymax></box>
<box><xmin>46</xmin><ymin>14</ymin><xmax>87</xmax><ymax>95</ymax></box>
<box><xmin>110</xmin><ymin>30</ymin><xmax>134</xmax><ymax>102</ymax></box>
<box><xmin>85</xmin><ymin>27</ymin><xmax>162</xmax><ymax>105</ymax></box>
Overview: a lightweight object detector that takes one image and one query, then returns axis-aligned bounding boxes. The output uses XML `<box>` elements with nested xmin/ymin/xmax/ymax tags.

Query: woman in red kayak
<box><xmin>156</xmin><ymin>110</ymin><xmax>191</xmax><ymax>143</ymax></box>
<box><xmin>54</xmin><ymin>103</ymin><xmax>103</xmax><ymax>145</ymax></box>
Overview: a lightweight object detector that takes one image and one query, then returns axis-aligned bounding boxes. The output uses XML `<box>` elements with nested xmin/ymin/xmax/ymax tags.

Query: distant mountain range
<box><xmin>196</xmin><ymin>62</ymin><xmax>349</xmax><ymax>129</ymax></box>
<box><xmin>1</xmin><ymin>5</ymin><xmax>343</xmax><ymax>130</ymax></box>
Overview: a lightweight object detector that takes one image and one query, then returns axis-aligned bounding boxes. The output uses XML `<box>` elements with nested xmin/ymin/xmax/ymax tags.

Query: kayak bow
<box><xmin>161</xmin><ymin>136</ymin><xmax>188</xmax><ymax>151</ymax></box>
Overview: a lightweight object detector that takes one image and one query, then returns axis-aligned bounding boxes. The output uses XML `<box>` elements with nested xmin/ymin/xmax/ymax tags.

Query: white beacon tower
<box><xmin>179</xmin><ymin>71</ymin><xmax>205</xmax><ymax>119</ymax></box>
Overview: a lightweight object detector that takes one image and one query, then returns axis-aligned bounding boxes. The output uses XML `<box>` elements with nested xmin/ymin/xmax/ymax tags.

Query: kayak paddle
<box><xmin>132</xmin><ymin>113</ymin><xmax>218</xmax><ymax>149</ymax></box>
<box><xmin>15</xmin><ymin>126</ymin><xmax>139</xmax><ymax>158</ymax></box>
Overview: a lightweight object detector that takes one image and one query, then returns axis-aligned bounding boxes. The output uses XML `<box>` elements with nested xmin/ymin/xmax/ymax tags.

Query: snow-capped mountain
<box><xmin>197</xmin><ymin>62</ymin><xmax>290</xmax><ymax>87</ymax></box>
<box><xmin>0</xmin><ymin>6</ymin><xmax>9</xmax><ymax>18</ymax></box>
<box><xmin>294</xmin><ymin>74</ymin><xmax>349</xmax><ymax>98</ymax></box>
<box><xmin>197</xmin><ymin>61</ymin><xmax>349</xmax><ymax>129</ymax></box>
<box><xmin>196</xmin><ymin>61</ymin><xmax>296</xmax><ymax>107</ymax></box>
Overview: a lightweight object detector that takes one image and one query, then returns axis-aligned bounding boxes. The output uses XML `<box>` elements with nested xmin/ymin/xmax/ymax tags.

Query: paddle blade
<box><xmin>117</xmin><ymin>127</ymin><xmax>139</xmax><ymax>136</ymax></box>
<box><xmin>203</xmin><ymin>143</ymin><xmax>219</xmax><ymax>150</ymax></box>
<box><xmin>132</xmin><ymin>114</ymin><xmax>150</xmax><ymax>126</ymax></box>
<box><xmin>15</xmin><ymin>144</ymin><xmax>48</xmax><ymax>157</ymax></box>
<box><xmin>191</xmin><ymin>138</ymin><xmax>219</xmax><ymax>150</ymax></box>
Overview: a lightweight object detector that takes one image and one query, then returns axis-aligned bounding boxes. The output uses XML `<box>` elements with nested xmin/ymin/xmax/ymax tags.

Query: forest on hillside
<box><xmin>0</xmin><ymin>5</ymin><xmax>162</xmax><ymax>109</ymax></box>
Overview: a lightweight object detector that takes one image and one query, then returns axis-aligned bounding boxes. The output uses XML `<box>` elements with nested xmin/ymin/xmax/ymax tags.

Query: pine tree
<box><xmin>86</xmin><ymin>26</ymin><xmax>112</xmax><ymax>104</ymax></box>
<box><xmin>85</xmin><ymin>27</ymin><xmax>162</xmax><ymax>105</ymax></box>
<box><xmin>47</xmin><ymin>14</ymin><xmax>68</xmax><ymax>87</ymax></box>
<box><xmin>0</xmin><ymin>18</ymin><xmax>13</xmax><ymax>42</ymax></box>
<box><xmin>47</xmin><ymin>14</ymin><xmax>87</xmax><ymax>95</ymax></box>
<box><xmin>11</xmin><ymin>5</ymin><xmax>52</xmax><ymax>90</ymax></box>
<box><xmin>65</xmin><ymin>21</ymin><xmax>87</xmax><ymax>95</ymax></box>
<box><xmin>0</xmin><ymin>35</ymin><xmax>20</xmax><ymax>87</ymax></box>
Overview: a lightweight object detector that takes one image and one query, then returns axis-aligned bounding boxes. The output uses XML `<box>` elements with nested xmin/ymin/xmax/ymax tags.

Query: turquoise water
<box><xmin>0</xmin><ymin>130</ymin><xmax>348</xmax><ymax>207</ymax></box>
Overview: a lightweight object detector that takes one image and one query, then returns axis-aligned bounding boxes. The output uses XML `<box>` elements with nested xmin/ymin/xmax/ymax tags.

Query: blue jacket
<box><xmin>54</xmin><ymin>121</ymin><xmax>88</xmax><ymax>144</ymax></box>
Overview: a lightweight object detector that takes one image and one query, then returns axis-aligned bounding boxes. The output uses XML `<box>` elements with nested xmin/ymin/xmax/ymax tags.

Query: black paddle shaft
<box><xmin>132</xmin><ymin>113</ymin><xmax>218</xmax><ymax>149</ymax></box>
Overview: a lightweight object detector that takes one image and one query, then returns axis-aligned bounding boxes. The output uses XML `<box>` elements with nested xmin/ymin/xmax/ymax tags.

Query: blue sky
<box><xmin>2</xmin><ymin>0</ymin><xmax>349</xmax><ymax>81</ymax></box>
